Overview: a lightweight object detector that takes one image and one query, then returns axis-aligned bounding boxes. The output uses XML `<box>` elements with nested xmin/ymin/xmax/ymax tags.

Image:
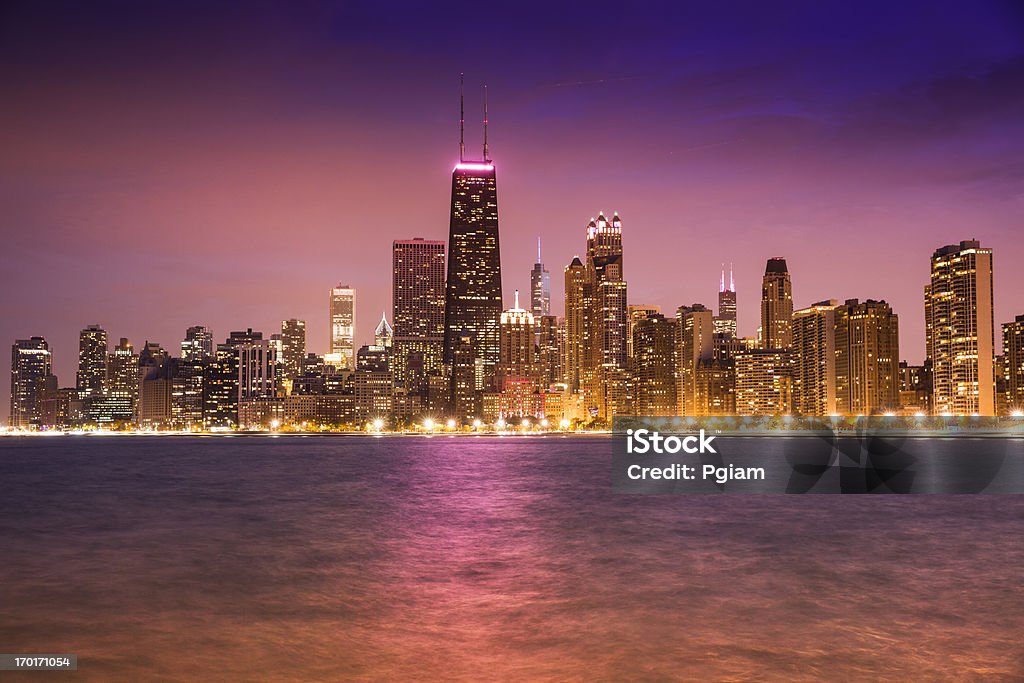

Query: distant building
<box><xmin>563</xmin><ymin>256</ymin><xmax>586</xmax><ymax>392</ymax></box>
<box><xmin>280</xmin><ymin>319</ymin><xmax>306</xmax><ymax>385</ymax></box>
<box><xmin>627</xmin><ymin>305</ymin><xmax>661</xmax><ymax>362</ymax></box>
<box><xmin>714</xmin><ymin>265</ymin><xmax>737</xmax><ymax>338</ymax></box>
<box><xmin>834</xmin><ymin>299</ymin><xmax>900</xmax><ymax>415</ymax></box>
<box><xmin>760</xmin><ymin>258</ymin><xmax>793</xmax><ymax>350</ymax></box>
<box><xmin>926</xmin><ymin>240</ymin><xmax>995</xmax><ymax>415</ymax></box>
<box><xmin>77</xmin><ymin>324</ymin><xmax>108</xmax><ymax>398</ymax></box>
<box><xmin>536</xmin><ymin>315</ymin><xmax>561</xmax><ymax>389</ymax></box>
<box><xmin>735</xmin><ymin>349</ymin><xmax>793</xmax><ymax>416</ymax></box>
<box><xmin>792</xmin><ymin>300</ymin><xmax>839</xmax><ymax>416</ymax></box>
<box><xmin>530</xmin><ymin>238</ymin><xmax>551</xmax><ymax>318</ymax></box>
<box><xmin>181</xmin><ymin>326</ymin><xmax>214</xmax><ymax>361</ymax></box>
<box><xmin>329</xmin><ymin>285</ymin><xmax>356</xmax><ymax>370</ymax></box>
<box><xmin>633</xmin><ymin>313</ymin><xmax>677</xmax><ymax>416</ymax></box>
<box><xmin>9</xmin><ymin>337</ymin><xmax>54</xmax><ymax>429</ymax></box>
<box><xmin>677</xmin><ymin>304</ymin><xmax>714</xmax><ymax>416</ymax></box>
<box><xmin>1003</xmin><ymin>315</ymin><xmax>1024</xmax><ymax>413</ymax></box>
<box><xmin>444</xmin><ymin>89</ymin><xmax>503</xmax><ymax>402</ymax></box>
<box><xmin>392</xmin><ymin>238</ymin><xmax>445</xmax><ymax>390</ymax></box>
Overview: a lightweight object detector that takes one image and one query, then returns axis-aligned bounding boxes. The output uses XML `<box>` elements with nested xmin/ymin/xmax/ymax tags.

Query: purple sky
<box><xmin>2</xmin><ymin>1</ymin><xmax>1023</xmax><ymax>417</ymax></box>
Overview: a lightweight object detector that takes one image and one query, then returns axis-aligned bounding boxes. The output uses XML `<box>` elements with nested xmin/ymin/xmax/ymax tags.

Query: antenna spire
<box><xmin>537</xmin><ymin>237</ymin><xmax>542</xmax><ymax>263</ymax></box>
<box><xmin>720</xmin><ymin>264</ymin><xmax>725</xmax><ymax>293</ymax></box>
<box><xmin>514</xmin><ymin>288</ymin><xmax>519</xmax><ymax>310</ymax></box>
<box><xmin>459</xmin><ymin>73</ymin><xmax>465</xmax><ymax>162</ymax></box>
<box><xmin>730</xmin><ymin>262</ymin><xmax>735</xmax><ymax>291</ymax></box>
<box><xmin>483</xmin><ymin>85</ymin><xmax>489</xmax><ymax>162</ymax></box>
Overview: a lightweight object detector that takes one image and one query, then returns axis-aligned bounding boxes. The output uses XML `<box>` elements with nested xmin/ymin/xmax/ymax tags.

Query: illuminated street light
<box><xmin>423</xmin><ymin>418</ymin><xmax>435</xmax><ymax>432</ymax></box>
<box><xmin>446</xmin><ymin>418</ymin><xmax>457</xmax><ymax>430</ymax></box>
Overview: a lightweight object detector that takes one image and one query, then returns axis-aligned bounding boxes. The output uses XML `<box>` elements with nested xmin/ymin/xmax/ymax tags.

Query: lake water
<box><xmin>1</xmin><ymin>435</ymin><xmax>1022</xmax><ymax>681</ymax></box>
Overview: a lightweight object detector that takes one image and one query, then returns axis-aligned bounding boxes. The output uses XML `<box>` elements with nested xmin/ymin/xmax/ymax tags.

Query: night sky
<box><xmin>2</xmin><ymin>1</ymin><xmax>1023</xmax><ymax>414</ymax></box>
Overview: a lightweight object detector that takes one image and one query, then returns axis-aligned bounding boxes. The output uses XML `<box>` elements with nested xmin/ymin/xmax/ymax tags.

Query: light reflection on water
<box><xmin>0</xmin><ymin>435</ymin><xmax>1022</xmax><ymax>681</ymax></box>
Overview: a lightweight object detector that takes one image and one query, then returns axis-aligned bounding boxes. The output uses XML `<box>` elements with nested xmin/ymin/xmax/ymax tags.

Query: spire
<box><xmin>513</xmin><ymin>288</ymin><xmax>519</xmax><ymax>310</ymax></box>
<box><xmin>537</xmin><ymin>237</ymin><xmax>542</xmax><ymax>264</ymax></box>
<box><xmin>459</xmin><ymin>73</ymin><xmax>465</xmax><ymax>162</ymax></box>
<box><xmin>720</xmin><ymin>264</ymin><xmax>725</xmax><ymax>293</ymax></box>
<box><xmin>729</xmin><ymin>263</ymin><xmax>735</xmax><ymax>292</ymax></box>
<box><xmin>483</xmin><ymin>85</ymin><xmax>489</xmax><ymax>162</ymax></box>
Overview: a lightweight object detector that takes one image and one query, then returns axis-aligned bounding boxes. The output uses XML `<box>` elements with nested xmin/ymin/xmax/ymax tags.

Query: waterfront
<box><xmin>1</xmin><ymin>436</ymin><xmax>1022</xmax><ymax>681</ymax></box>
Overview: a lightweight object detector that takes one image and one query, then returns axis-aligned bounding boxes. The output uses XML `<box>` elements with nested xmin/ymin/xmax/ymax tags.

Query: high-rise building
<box><xmin>77</xmin><ymin>324</ymin><xmax>108</xmax><ymax>397</ymax></box>
<box><xmin>926</xmin><ymin>240</ymin><xmax>995</xmax><ymax>415</ymax></box>
<box><xmin>834</xmin><ymin>299</ymin><xmax>900</xmax><ymax>415</ymax></box>
<box><xmin>760</xmin><ymin>258</ymin><xmax>793</xmax><ymax>349</ymax></box>
<box><xmin>735</xmin><ymin>349</ymin><xmax>793</xmax><ymax>415</ymax></box>
<box><xmin>444</xmin><ymin>167</ymin><xmax>502</xmax><ymax>396</ymax></box>
<box><xmin>330</xmin><ymin>285</ymin><xmax>356</xmax><ymax>370</ymax></box>
<box><xmin>633</xmin><ymin>313</ymin><xmax>677</xmax><ymax>416</ymax></box>
<box><xmin>392</xmin><ymin>238</ymin><xmax>446</xmax><ymax>390</ymax></box>
<box><xmin>898</xmin><ymin>360</ymin><xmax>932</xmax><ymax>415</ymax></box>
<box><xmin>581</xmin><ymin>213</ymin><xmax>628</xmax><ymax>419</ymax></box>
<box><xmin>9</xmin><ymin>337</ymin><xmax>54</xmax><ymax>429</ymax></box>
<box><xmin>677</xmin><ymin>304</ymin><xmax>714</xmax><ymax>416</ymax></box>
<box><xmin>627</xmin><ymin>305</ymin><xmax>661</xmax><ymax>362</ymax></box>
<box><xmin>714</xmin><ymin>265</ymin><xmax>737</xmax><ymax>338</ymax></box>
<box><xmin>792</xmin><ymin>300</ymin><xmax>839</xmax><ymax>416</ymax></box>
<box><xmin>181</xmin><ymin>326</ymin><xmax>214</xmax><ymax>361</ymax></box>
<box><xmin>537</xmin><ymin>315</ymin><xmax>561</xmax><ymax>390</ymax></box>
<box><xmin>227</xmin><ymin>329</ymin><xmax>278</xmax><ymax>401</ymax></box>
<box><xmin>280</xmin><ymin>319</ymin><xmax>306</xmax><ymax>384</ymax></box>
<box><xmin>104</xmin><ymin>337</ymin><xmax>138</xmax><ymax>422</ymax></box>
<box><xmin>374</xmin><ymin>313</ymin><xmax>393</xmax><ymax>350</ymax></box>
<box><xmin>563</xmin><ymin>256</ymin><xmax>586</xmax><ymax>392</ymax></box>
<box><xmin>530</xmin><ymin>238</ymin><xmax>551</xmax><ymax>318</ymax></box>
<box><xmin>450</xmin><ymin>331</ymin><xmax>478</xmax><ymax>420</ymax></box>
<box><xmin>496</xmin><ymin>291</ymin><xmax>537</xmax><ymax>390</ymax></box>
<box><xmin>1004</xmin><ymin>315</ymin><xmax>1024</xmax><ymax>413</ymax></box>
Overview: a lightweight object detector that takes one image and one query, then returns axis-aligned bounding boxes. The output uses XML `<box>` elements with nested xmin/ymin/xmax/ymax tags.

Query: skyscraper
<box><xmin>735</xmin><ymin>349</ymin><xmax>793</xmax><ymax>416</ymax></box>
<box><xmin>536</xmin><ymin>315</ymin><xmax>561</xmax><ymax>390</ymax></box>
<box><xmin>181</xmin><ymin>326</ymin><xmax>214</xmax><ymax>361</ymax></box>
<box><xmin>834</xmin><ymin>299</ymin><xmax>900</xmax><ymax>415</ymax></box>
<box><xmin>392</xmin><ymin>238</ymin><xmax>446</xmax><ymax>391</ymax></box>
<box><xmin>1004</xmin><ymin>315</ymin><xmax>1024</xmax><ymax>412</ymax></box>
<box><xmin>677</xmin><ymin>304</ymin><xmax>715</xmax><ymax>416</ymax></box>
<box><xmin>926</xmin><ymin>240</ymin><xmax>995</xmax><ymax>415</ymax></box>
<box><xmin>715</xmin><ymin>264</ymin><xmax>737</xmax><ymax>338</ymax></box>
<box><xmin>627</xmin><ymin>305</ymin><xmax>661</xmax><ymax>362</ymax></box>
<box><xmin>760</xmin><ymin>258</ymin><xmax>793</xmax><ymax>349</ymax></box>
<box><xmin>280</xmin><ymin>319</ymin><xmax>306</xmax><ymax>383</ymax></box>
<box><xmin>633</xmin><ymin>313</ymin><xmax>677</xmax><ymax>416</ymax></box>
<box><xmin>792</xmin><ymin>300</ymin><xmax>839</xmax><ymax>416</ymax></box>
<box><xmin>444</xmin><ymin>82</ymin><xmax>502</xmax><ymax>404</ymax></box>
<box><xmin>10</xmin><ymin>337</ymin><xmax>54</xmax><ymax>429</ymax></box>
<box><xmin>582</xmin><ymin>212</ymin><xmax>628</xmax><ymax>418</ymax></box>
<box><xmin>530</xmin><ymin>238</ymin><xmax>551</xmax><ymax>318</ymax></box>
<box><xmin>563</xmin><ymin>256</ymin><xmax>586</xmax><ymax>392</ymax></box>
<box><xmin>496</xmin><ymin>291</ymin><xmax>537</xmax><ymax>389</ymax></box>
<box><xmin>330</xmin><ymin>285</ymin><xmax>356</xmax><ymax>370</ymax></box>
<box><xmin>77</xmin><ymin>324</ymin><xmax>108</xmax><ymax>397</ymax></box>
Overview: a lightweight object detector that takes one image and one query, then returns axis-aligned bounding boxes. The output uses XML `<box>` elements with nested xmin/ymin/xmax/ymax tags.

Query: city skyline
<box><xmin>3</xmin><ymin>1</ymin><xmax>1024</xmax><ymax>415</ymax></box>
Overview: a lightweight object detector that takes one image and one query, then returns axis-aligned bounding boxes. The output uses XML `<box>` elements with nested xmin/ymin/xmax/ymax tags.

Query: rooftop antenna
<box><xmin>720</xmin><ymin>264</ymin><xmax>725</xmax><ymax>293</ymax></box>
<box><xmin>730</xmin><ymin>262</ymin><xmax>735</xmax><ymax>291</ymax></box>
<box><xmin>483</xmin><ymin>85</ymin><xmax>489</xmax><ymax>162</ymax></box>
<box><xmin>514</xmin><ymin>288</ymin><xmax>519</xmax><ymax>309</ymax></box>
<box><xmin>537</xmin><ymin>237</ymin><xmax>542</xmax><ymax>264</ymax></box>
<box><xmin>459</xmin><ymin>73</ymin><xmax>465</xmax><ymax>162</ymax></box>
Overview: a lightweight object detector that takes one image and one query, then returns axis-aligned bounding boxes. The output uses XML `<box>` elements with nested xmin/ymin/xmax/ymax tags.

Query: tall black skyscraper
<box><xmin>443</xmin><ymin>78</ymin><xmax>502</xmax><ymax>410</ymax></box>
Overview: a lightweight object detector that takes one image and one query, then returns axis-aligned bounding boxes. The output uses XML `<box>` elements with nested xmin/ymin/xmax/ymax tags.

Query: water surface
<box><xmin>1</xmin><ymin>436</ymin><xmax>1022</xmax><ymax>680</ymax></box>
